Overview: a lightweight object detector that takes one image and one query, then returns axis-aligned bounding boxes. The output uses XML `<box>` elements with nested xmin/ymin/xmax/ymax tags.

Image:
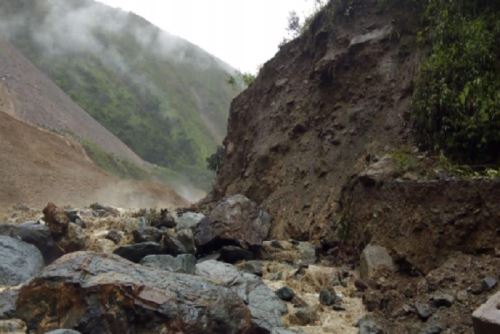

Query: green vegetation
<box><xmin>81</xmin><ymin>140</ymin><xmax>148</xmax><ymax>180</ymax></box>
<box><xmin>206</xmin><ymin>146</ymin><xmax>225</xmax><ymax>173</ymax></box>
<box><xmin>0</xmin><ymin>0</ymin><xmax>242</xmax><ymax>190</ymax></box>
<box><xmin>411</xmin><ymin>0</ymin><xmax>500</xmax><ymax>165</ymax></box>
<box><xmin>391</xmin><ymin>150</ymin><xmax>419</xmax><ymax>175</ymax></box>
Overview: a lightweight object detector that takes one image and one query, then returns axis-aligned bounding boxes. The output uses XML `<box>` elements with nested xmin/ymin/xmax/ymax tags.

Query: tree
<box><xmin>206</xmin><ymin>146</ymin><xmax>225</xmax><ymax>173</ymax></box>
<box><xmin>286</xmin><ymin>11</ymin><xmax>301</xmax><ymax>38</ymax></box>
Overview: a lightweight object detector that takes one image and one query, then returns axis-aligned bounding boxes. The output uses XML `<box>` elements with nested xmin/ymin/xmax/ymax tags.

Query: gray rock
<box><xmin>17</xmin><ymin>252</ymin><xmax>254</xmax><ymax>334</ymax></box>
<box><xmin>0</xmin><ymin>223</ymin><xmax>58</xmax><ymax>263</ymax></box>
<box><xmin>0</xmin><ymin>287</ymin><xmax>20</xmax><ymax>318</ymax></box>
<box><xmin>415</xmin><ymin>303</ymin><xmax>434</xmax><ymax>321</ymax></box>
<box><xmin>113</xmin><ymin>242</ymin><xmax>164</xmax><ymax>263</ymax></box>
<box><xmin>358</xmin><ymin>155</ymin><xmax>397</xmax><ymax>186</ymax></box>
<box><xmin>141</xmin><ymin>254</ymin><xmax>196</xmax><ymax>274</ymax></box>
<box><xmin>0</xmin><ymin>319</ymin><xmax>27</xmax><ymax>333</ymax></box>
<box><xmin>276</xmin><ymin>286</ymin><xmax>295</xmax><ymax>302</ymax></box>
<box><xmin>319</xmin><ymin>288</ymin><xmax>339</xmax><ymax>306</ymax></box>
<box><xmin>175</xmin><ymin>229</ymin><xmax>196</xmax><ymax>254</ymax></box>
<box><xmin>175</xmin><ymin>212</ymin><xmax>206</xmax><ymax>231</ymax></box>
<box><xmin>239</xmin><ymin>260</ymin><xmax>264</xmax><ymax>277</ymax></box>
<box><xmin>0</xmin><ymin>236</ymin><xmax>44</xmax><ymax>286</ymax></box>
<box><xmin>482</xmin><ymin>277</ymin><xmax>498</xmax><ymax>291</ymax></box>
<box><xmin>420</xmin><ymin>324</ymin><xmax>443</xmax><ymax>334</ymax></box>
<box><xmin>132</xmin><ymin>226</ymin><xmax>163</xmax><ymax>243</ymax></box>
<box><xmin>357</xmin><ymin>315</ymin><xmax>384</xmax><ymax>334</ymax></box>
<box><xmin>196</xmin><ymin>260</ymin><xmax>287</xmax><ymax>331</ymax></box>
<box><xmin>44</xmin><ymin>330</ymin><xmax>82</xmax><ymax>334</ymax></box>
<box><xmin>195</xmin><ymin>195</ymin><xmax>272</xmax><ymax>250</ymax></box>
<box><xmin>359</xmin><ymin>244</ymin><xmax>395</xmax><ymax>280</ymax></box>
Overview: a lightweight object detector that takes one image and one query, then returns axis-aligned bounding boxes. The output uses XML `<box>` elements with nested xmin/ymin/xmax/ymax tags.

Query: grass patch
<box><xmin>81</xmin><ymin>140</ymin><xmax>148</xmax><ymax>180</ymax></box>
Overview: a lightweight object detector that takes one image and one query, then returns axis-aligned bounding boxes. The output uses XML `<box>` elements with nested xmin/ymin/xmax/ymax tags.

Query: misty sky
<box><xmin>96</xmin><ymin>0</ymin><xmax>317</xmax><ymax>73</ymax></box>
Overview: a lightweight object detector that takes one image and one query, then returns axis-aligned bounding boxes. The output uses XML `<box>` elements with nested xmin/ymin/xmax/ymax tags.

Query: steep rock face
<box><xmin>213</xmin><ymin>0</ymin><xmax>420</xmax><ymax>241</ymax></box>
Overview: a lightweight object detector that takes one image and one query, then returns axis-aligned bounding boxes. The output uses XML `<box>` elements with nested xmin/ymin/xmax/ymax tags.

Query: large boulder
<box><xmin>0</xmin><ymin>236</ymin><xmax>44</xmax><ymax>286</ymax></box>
<box><xmin>196</xmin><ymin>260</ymin><xmax>287</xmax><ymax>332</ymax></box>
<box><xmin>175</xmin><ymin>211</ymin><xmax>206</xmax><ymax>231</ymax></box>
<box><xmin>140</xmin><ymin>254</ymin><xmax>196</xmax><ymax>274</ymax></box>
<box><xmin>16</xmin><ymin>252</ymin><xmax>255</xmax><ymax>334</ymax></box>
<box><xmin>0</xmin><ymin>223</ymin><xmax>59</xmax><ymax>263</ymax></box>
<box><xmin>359</xmin><ymin>244</ymin><xmax>396</xmax><ymax>280</ymax></box>
<box><xmin>194</xmin><ymin>195</ymin><xmax>272</xmax><ymax>251</ymax></box>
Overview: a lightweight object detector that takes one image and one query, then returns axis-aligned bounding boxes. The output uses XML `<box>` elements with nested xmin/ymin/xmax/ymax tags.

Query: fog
<box><xmin>0</xmin><ymin>0</ymin><xmax>234</xmax><ymax>80</ymax></box>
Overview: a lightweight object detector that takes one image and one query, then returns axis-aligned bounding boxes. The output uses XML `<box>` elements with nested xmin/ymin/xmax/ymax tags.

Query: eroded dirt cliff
<box><xmin>211</xmin><ymin>0</ymin><xmax>421</xmax><ymax>242</ymax></box>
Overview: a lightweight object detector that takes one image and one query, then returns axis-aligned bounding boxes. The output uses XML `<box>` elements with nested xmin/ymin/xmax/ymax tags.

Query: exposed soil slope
<box><xmin>0</xmin><ymin>38</ymin><xmax>143</xmax><ymax>165</ymax></box>
<box><xmin>0</xmin><ymin>110</ymin><xmax>186</xmax><ymax>209</ymax></box>
<box><xmin>212</xmin><ymin>0</ymin><xmax>420</xmax><ymax>241</ymax></box>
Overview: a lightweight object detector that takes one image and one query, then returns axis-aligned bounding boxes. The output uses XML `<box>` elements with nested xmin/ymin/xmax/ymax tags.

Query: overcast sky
<box><xmin>96</xmin><ymin>0</ymin><xmax>317</xmax><ymax>73</ymax></box>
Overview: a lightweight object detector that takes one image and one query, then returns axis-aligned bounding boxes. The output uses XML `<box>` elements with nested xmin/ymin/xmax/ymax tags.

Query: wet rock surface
<box><xmin>196</xmin><ymin>259</ymin><xmax>288</xmax><ymax>332</ymax></box>
<box><xmin>16</xmin><ymin>252</ymin><xmax>255</xmax><ymax>334</ymax></box>
<box><xmin>140</xmin><ymin>254</ymin><xmax>196</xmax><ymax>274</ymax></box>
<box><xmin>0</xmin><ymin>236</ymin><xmax>44</xmax><ymax>286</ymax></box>
<box><xmin>195</xmin><ymin>195</ymin><xmax>271</xmax><ymax>251</ymax></box>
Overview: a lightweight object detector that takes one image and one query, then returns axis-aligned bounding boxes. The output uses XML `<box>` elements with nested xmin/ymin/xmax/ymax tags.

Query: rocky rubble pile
<box><xmin>0</xmin><ymin>196</ymin><xmax>366</xmax><ymax>334</ymax></box>
<box><xmin>1</xmin><ymin>194</ymin><xmax>498</xmax><ymax>334</ymax></box>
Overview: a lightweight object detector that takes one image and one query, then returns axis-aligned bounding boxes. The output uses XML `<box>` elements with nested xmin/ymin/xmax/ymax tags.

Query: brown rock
<box><xmin>43</xmin><ymin>203</ymin><xmax>69</xmax><ymax>237</ymax></box>
<box><xmin>16</xmin><ymin>252</ymin><xmax>255</xmax><ymax>334</ymax></box>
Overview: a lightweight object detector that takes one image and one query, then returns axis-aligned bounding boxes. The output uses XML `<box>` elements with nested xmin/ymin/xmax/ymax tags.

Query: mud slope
<box><xmin>0</xmin><ymin>38</ymin><xmax>143</xmax><ymax>165</ymax></box>
<box><xmin>0</xmin><ymin>110</ymin><xmax>186</xmax><ymax>209</ymax></box>
<box><xmin>212</xmin><ymin>0</ymin><xmax>420</xmax><ymax>241</ymax></box>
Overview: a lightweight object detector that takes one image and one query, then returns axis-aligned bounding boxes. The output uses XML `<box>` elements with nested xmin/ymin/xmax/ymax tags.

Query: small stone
<box><xmin>319</xmin><ymin>288</ymin><xmax>338</xmax><ymax>306</ymax></box>
<box><xmin>105</xmin><ymin>230</ymin><xmax>122</xmax><ymax>244</ymax></box>
<box><xmin>275</xmin><ymin>286</ymin><xmax>295</xmax><ymax>302</ymax></box>
<box><xmin>332</xmin><ymin>303</ymin><xmax>346</xmax><ymax>311</ymax></box>
<box><xmin>355</xmin><ymin>279</ymin><xmax>368</xmax><ymax>292</ymax></box>
<box><xmin>431</xmin><ymin>294</ymin><xmax>454</xmax><ymax>308</ymax></box>
<box><xmin>420</xmin><ymin>324</ymin><xmax>443</xmax><ymax>334</ymax></box>
<box><xmin>150</xmin><ymin>209</ymin><xmax>176</xmax><ymax>229</ymax></box>
<box><xmin>357</xmin><ymin>315</ymin><xmax>384</xmax><ymax>334</ymax></box>
<box><xmin>483</xmin><ymin>277</ymin><xmax>498</xmax><ymax>291</ymax></box>
<box><xmin>415</xmin><ymin>303</ymin><xmax>434</xmax><ymax>321</ymax></box>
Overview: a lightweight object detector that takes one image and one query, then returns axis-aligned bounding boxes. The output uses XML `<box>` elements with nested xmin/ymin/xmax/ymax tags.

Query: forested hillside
<box><xmin>0</xmin><ymin>0</ymin><xmax>243</xmax><ymax>189</ymax></box>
